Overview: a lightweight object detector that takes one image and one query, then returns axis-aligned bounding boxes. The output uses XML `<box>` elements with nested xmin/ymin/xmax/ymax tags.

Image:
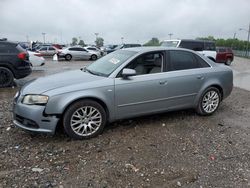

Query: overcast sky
<box><xmin>0</xmin><ymin>0</ymin><xmax>249</xmax><ymax>45</ymax></box>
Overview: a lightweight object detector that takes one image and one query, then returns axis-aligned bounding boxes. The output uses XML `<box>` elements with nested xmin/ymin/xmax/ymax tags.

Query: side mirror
<box><xmin>122</xmin><ymin>68</ymin><xmax>136</xmax><ymax>78</ymax></box>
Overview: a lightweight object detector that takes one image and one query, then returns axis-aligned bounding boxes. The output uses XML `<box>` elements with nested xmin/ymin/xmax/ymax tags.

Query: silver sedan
<box><xmin>13</xmin><ymin>47</ymin><xmax>233</xmax><ymax>139</ymax></box>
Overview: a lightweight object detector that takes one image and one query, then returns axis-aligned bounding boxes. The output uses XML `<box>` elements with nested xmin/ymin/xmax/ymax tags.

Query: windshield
<box><xmin>161</xmin><ymin>41</ymin><xmax>179</xmax><ymax>47</ymax></box>
<box><xmin>86</xmin><ymin>50</ymin><xmax>137</xmax><ymax>77</ymax></box>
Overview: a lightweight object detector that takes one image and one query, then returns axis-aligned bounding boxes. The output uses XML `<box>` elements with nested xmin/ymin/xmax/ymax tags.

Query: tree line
<box><xmin>71</xmin><ymin>35</ymin><xmax>250</xmax><ymax>51</ymax></box>
<box><xmin>143</xmin><ymin>36</ymin><xmax>250</xmax><ymax>51</ymax></box>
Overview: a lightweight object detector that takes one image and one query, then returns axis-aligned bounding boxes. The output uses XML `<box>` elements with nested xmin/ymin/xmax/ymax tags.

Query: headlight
<box><xmin>22</xmin><ymin>95</ymin><xmax>49</xmax><ymax>105</ymax></box>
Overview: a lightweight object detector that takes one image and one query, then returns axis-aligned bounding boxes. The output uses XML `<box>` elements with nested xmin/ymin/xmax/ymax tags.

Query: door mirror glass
<box><xmin>122</xmin><ymin>68</ymin><xmax>136</xmax><ymax>78</ymax></box>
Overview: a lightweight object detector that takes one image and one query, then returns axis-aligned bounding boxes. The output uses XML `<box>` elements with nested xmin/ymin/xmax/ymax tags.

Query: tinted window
<box><xmin>179</xmin><ymin>41</ymin><xmax>203</xmax><ymax>51</ymax></box>
<box><xmin>88</xmin><ymin>47</ymin><xmax>96</xmax><ymax>50</ymax></box>
<box><xmin>48</xmin><ymin>47</ymin><xmax>55</xmax><ymax>50</ymax></box>
<box><xmin>69</xmin><ymin>47</ymin><xmax>84</xmax><ymax>51</ymax></box>
<box><xmin>194</xmin><ymin>54</ymin><xmax>210</xmax><ymax>68</ymax></box>
<box><xmin>0</xmin><ymin>43</ymin><xmax>17</xmax><ymax>53</ymax></box>
<box><xmin>39</xmin><ymin>47</ymin><xmax>47</xmax><ymax>51</ymax></box>
<box><xmin>217</xmin><ymin>48</ymin><xmax>226</xmax><ymax>52</ymax></box>
<box><xmin>204</xmin><ymin>42</ymin><xmax>216</xmax><ymax>51</ymax></box>
<box><xmin>169</xmin><ymin>50</ymin><xmax>200</xmax><ymax>71</ymax></box>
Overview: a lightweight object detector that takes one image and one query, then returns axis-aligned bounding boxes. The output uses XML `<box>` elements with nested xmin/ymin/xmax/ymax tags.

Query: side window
<box><xmin>124</xmin><ymin>52</ymin><xmax>164</xmax><ymax>75</ymax></box>
<box><xmin>204</xmin><ymin>42</ymin><xmax>216</xmax><ymax>51</ymax></box>
<box><xmin>179</xmin><ymin>41</ymin><xmax>203</xmax><ymax>51</ymax></box>
<box><xmin>0</xmin><ymin>44</ymin><xmax>7</xmax><ymax>53</ymax></box>
<box><xmin>194</xmin><ymin>54</ymin><xmax>210</xmax><ymax>68</ymax></box>
<box><xmin>49</xmin><ymin>47</ymin><xmax>55</xmax><ymax>50</ymax></box>
<box><xmin>40</xmin><ymin>47</ymin><xmax>47</xmax><ymax>51</ymax></box>
<box><xmin>169</xmin><ymin>50</ymin><xmax>200</xmax><ymax>71</ymax></box>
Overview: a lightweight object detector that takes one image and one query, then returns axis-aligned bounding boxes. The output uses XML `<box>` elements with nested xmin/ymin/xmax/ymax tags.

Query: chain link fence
<box><xmin>233</xmin><ymin>50</ymin><xmax>250</xmax><ymax>58</ymax></box>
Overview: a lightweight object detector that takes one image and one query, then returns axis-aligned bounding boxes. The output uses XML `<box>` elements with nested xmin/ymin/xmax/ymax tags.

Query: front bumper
<box><xmin>13</xmin><ymin>98</ymin><xmax>59</xmax><ymax>134</ymax></box>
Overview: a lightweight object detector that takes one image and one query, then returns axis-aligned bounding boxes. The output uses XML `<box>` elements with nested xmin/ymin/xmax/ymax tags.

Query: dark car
<box><xmin>216</xmin><ymin>47</ymin><xmax>234</xmax><ymax>65</ymax></box>
<box><xmin>0</xmin><ymin>40</ymin><xmax>32</xmax><ymax>87</ymax></box>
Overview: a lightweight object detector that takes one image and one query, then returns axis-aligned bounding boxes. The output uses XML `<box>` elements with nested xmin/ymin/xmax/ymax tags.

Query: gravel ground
<box><xmin>0</xmin><ymin>58</ymin><xmax>250</xmax><ymax>187</ymax></box>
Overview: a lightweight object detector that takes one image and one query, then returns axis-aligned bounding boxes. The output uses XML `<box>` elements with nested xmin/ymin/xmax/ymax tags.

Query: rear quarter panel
<box><xmin>194</xmin><ymin>65</ymin><xmax>233</xmax><ymax>106</ymax></box>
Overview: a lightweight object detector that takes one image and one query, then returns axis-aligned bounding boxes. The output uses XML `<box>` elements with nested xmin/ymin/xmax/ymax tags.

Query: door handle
<box><xmin>159</xmin><ymin>81</ymin><xmax>168</xmax><ymax>85</ymax></box>
<box><xmin>197</xmin><ymin>76</ymin><xmax>204</xmax><ymax>80</ymax></box>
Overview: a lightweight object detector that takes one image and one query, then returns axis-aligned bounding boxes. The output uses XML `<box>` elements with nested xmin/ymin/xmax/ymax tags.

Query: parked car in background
<box><xmin>106</xmin><ymin>44</ymin><xmax>142</xmax><ymax>54</ymax></box>
<box><xmin>57</xmin><ymin>46</ymin><xmax>101</xmax><ymax>61</ymax></box>
<box><xmin>13</xmin><ymin>47</ymin><xmax>233</xmax><ymax>139</ymax></box>
<box><xmin>0</xmin><ymin>40</ymin><xmax>31</xmax><ymax>87</ymax></box>
<box><xmin>84</xmin><ymin>46</ymin><xmax>103</xmax><ymax>56</ymax></box>
<box><xmin>27</xmin><ymin>51</ymin><xmax>45</xmax><ymax>67</ymax></box>
<box><xmin>161</xmin><ymin>39</ymin><xmax>217</xmax><ymax>62</ymax></box>
<box><xmin>36</xmin><ymin>46</ymin><xmax>58</xmax><ymax>56</ymax></box>
<box><xmin>216</xmin><ymin>47</ymin><xmax>234</xmax><ymax>65</ymax></box>
<box><xmin>104</xmin><ymin>44</ymin><xmax>118</xmax><ymax>54</ymax></box>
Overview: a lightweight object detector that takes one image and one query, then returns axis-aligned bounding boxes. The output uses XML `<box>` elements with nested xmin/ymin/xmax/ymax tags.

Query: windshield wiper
<box><xmin>82</xmin><ymin>67</ymin><xmax>107</xmax><ymax>77</ymax></box>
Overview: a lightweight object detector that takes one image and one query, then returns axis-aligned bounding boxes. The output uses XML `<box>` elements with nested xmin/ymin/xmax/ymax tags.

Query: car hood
<box><xmin>21</xmin><ymin>70</ymin><xmax>106</xmax><ymax>95</ymax></box>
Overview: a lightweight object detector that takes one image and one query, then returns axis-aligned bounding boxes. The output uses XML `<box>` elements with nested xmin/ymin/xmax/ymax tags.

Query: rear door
<box><xmin>163</xmin><ymin>50</ymin><xmax>210</xmax><ymax>108</ymax></box>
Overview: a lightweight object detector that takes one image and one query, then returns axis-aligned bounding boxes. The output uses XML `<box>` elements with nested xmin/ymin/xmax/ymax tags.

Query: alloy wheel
<box><xmin>70</xmin><ymin>106</ymin><xmax>102</xmax><ymax>136</ymax></box>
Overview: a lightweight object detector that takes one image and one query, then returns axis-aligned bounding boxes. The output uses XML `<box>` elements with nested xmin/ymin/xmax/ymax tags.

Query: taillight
<box><xmin>18</xmin><ymin>52</ymin><xmax>26</xmax><ymax>60</ymax></box>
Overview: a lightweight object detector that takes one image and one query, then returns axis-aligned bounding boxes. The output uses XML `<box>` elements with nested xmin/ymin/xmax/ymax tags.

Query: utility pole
<box><xmin>168</xmin><ymin>33</ymin><xmax>173</xmax><ymax>40</ymax></box>
<box><xmin>42</xmin><ymin>32</ymin><xmax>46</xmax><ymax>44</ymax></box>
<box><xmin>239</xmin><ymin>23</ymin><xmax>250</xmax><ymax>56</ymax></box>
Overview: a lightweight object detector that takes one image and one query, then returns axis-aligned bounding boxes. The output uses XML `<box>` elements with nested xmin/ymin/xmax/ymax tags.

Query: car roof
<box><xmin>163</xmin><ymin>39</ymin><xmax>215</xmax><ymax>43</ymax></box>
<box><xmin>121</xmin><ymin>46</ymin><xmax>196</xmax><ymax>53</ymax></box>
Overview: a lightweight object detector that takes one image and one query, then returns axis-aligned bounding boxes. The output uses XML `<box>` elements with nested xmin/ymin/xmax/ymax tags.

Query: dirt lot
<box><xmin>0</xmin><ymin>58</ymin><xmax>250</xmax><ymax>187</ymax></box>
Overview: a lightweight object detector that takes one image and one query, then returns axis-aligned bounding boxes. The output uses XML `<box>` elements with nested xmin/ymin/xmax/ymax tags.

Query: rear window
<box><xmin>0</xmin><ymin>43</ymin><xmax>19</xmax><ymax>53</ymax></box>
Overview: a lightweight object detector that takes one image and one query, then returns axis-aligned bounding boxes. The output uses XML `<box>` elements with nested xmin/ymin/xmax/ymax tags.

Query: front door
<box><xmin>114</xmin><ymin>51</ymin><xmax>168</xmax><ymax>119</ymax></box>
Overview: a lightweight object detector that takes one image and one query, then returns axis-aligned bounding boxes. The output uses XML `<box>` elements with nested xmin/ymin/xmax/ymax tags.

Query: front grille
<box><xmin>15</xmin><ymin>114</ymin><xmax>39</xmax><ymax>129</ymax></box>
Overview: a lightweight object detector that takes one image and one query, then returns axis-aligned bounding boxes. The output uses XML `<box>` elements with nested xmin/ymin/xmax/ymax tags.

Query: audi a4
<box><xmin>13</xmin><ymin>47</ymin><xmax>233</xmax><ymax>139</ymax></box>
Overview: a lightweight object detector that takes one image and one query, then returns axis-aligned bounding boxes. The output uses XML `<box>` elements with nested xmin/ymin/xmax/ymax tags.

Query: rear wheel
<box><xmin>0</xmin><ymin>67</ymin><xmax>14</xmax><ymax>87</ymax></box>
<box><xmin>225</xmin><ymin>58</ymin><xmax>232</xmax><ymax>66</ymax></box>
<box><xmin>196</xmin><ymin>87</ymin><xmax>221</xmax><ymax>116</ymax></box>
<box><xmin>63</xmin><ymin>100</ymin><xmax>107</xmax><ymax>139</ymax></box>
<box><xmin>65</xmin><ymin>54</ymin><xmax>72</xmax><ymax>61</ymax></box>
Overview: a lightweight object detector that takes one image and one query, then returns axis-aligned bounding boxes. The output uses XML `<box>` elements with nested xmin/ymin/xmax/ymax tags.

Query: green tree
<box><xmin>78</xmin><ymin>39</ymin><xmax>85</xmax><ymax>47</ymax></box>
<box><xmin>71</xmin><ymin>37</ymin><xmax>78</xmax><ymax>46</ymax></box>
<box><xmin>95</xmin><ymin>37</ymin><xmax>104</xmax><ymax>47</ymax></box>
<box><xmin>143</xmin><ymin>38</ymin><xmax>160</xmax><ymax>46</ymax></box>
<box><xmin>196</xmin><ymin>35</ymin><xmax>216</xmax><ymax>41</ymax></box>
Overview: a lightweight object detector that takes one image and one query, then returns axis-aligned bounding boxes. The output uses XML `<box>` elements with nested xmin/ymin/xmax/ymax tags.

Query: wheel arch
<box><xmin>0</xmin><ymin>64</ymin><xmax>16</xmax><ymax>78</ymax></box>
<box><xmin>194</xmin><ymin>83</ymin><xmax>224</xmax><ymax>107</ymax></box>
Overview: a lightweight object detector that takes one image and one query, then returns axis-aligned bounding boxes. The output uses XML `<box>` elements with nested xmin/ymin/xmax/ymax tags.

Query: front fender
<box><xmin>44</xmin><ymin>86</ymin><xmax>115</xmax><ymax>121</ymax></box>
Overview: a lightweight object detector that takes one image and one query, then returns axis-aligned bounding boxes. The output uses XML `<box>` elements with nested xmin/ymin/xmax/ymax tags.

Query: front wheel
<box><xmin>91</xmin><ymin>54</ymin><xmax>97</xmax><ymax>61</ymax></box>
<box><xmin>0</xmin><ymin>67</ymin><xmax>14</xmax><ymax>87</ymax></box>
<box><xmin>196</xmin><ymin>87</ymin><xmax>221</xmax><ymax>116</ymax></box>
<box><xmin>63</xmin><ymin>100</ymin><xmax>107</xmax><ymax>139</ymax></box>
<box><xmin>65</xmin><ymin>54</ymin><xmax>72</xmax><ymax>61</ymax></box>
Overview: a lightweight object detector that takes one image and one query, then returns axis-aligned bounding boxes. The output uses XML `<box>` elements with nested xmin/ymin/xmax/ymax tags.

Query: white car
<box><xmin>27</xmin><ymin>51</ymin><xmax>45</xmax><ymax>67</ymax></box>
<box><xmin>58</xmin><ymin>46</ymin><xmax>101</xmax><ymax>61</ymax></box>
<box><xmin>161</xmin><ymin>39</ymin><xmax>217</xmax><ymax>61</ymax></box>
<box><xmin>84</xmin><ymin>46</ymin><xmax>105</xmax><ymax>56</ymax></box>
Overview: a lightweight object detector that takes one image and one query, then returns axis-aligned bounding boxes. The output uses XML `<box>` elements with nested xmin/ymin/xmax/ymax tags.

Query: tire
<box><xmin>225</xmin><ymin>58</ymin><xmax>232</xmax><ymax>66</ymax></box>
<box><xmin>63</xmin><ymin>100</ymin><xmax>107</xmax><ymax>139</ymax></box>
<box><xmin>0</xmin><ymin>67</ymin><xmax>14</xmax><ymax>87</ymax></box>
<box><xmin>196</xmin><ymin>87</ymin><xmax>221</xmax><ymax>116</ymax></box>
<box><xmin>65</xmin><ymin>54</ymin><xmax>72</xmax><ymax>61</ymax></box>
<box><xmin>91</xmin><ymin>54</ymin><xmax>97</xmax><ymax>61</ymax></box>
